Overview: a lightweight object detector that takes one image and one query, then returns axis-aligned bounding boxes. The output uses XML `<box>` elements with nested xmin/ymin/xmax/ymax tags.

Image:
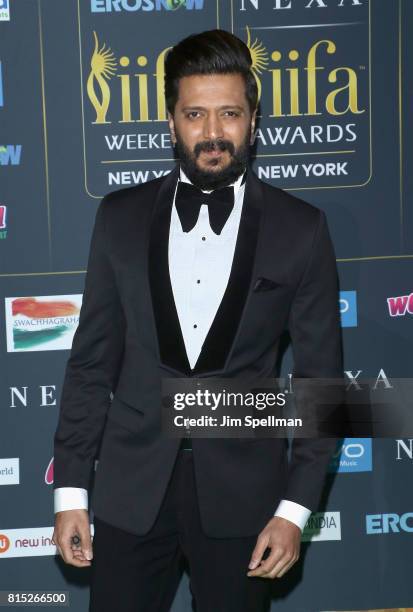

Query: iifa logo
<box><xmin>0</xmin><ymin>0</ymin><xmax>10</xmax><ymax>21</ymax></box>
<box><xmin>91</xmin><ymin>0</ymin><xmax>204</xmax><ymax>12</ymax></box>
<box><xmin>340</xmin><ymin>290</ymin><xmax>357</xmax><ymax>327</ymax></box>
<box><xmin>87</xmin><ymin>33</ymin><xmax>364</xmax><ymax>124</ymax></box>
<box><xmin>329</xmin><ymin>438</ymin><xmax>372</xmax><ymax>473</ymax></box>
<box><xmin>0</xmin><ymin>205</ymin><xmax>7</xmax><ymax>240</ymax></box>
<box><xmin>387</xmin><ymin>292</ymin><xmax>413</xmax><ymax>317</ymax></box>
<box><xmin>0</xmin><ymin>145</ymin><xmax>22</xmax><ymax>166</ymax></box>
<box><xmin>366</xmin><ymin>512</ymin><xmax>413</xmax><ymax>534</ymax></box>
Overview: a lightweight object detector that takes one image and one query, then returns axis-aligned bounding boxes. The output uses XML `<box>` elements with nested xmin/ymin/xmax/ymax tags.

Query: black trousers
<box><xmin>89</xmin><ymin>448</ymin><xmax>272</xmax><ymax>612</ymax></box>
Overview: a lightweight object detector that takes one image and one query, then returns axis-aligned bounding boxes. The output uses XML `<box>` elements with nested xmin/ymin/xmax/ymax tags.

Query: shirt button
<box><xmin>193</xmin><ymin>324</ymin><xmax>197</xmax><ymax>328</ymax></box>
<box><xmin>196</xmin><ymin>279</ymin><xmax>200</xmax><ymax>284</ymax></box>
<box><xmin>202</xmin><ymin>236</ymin><xmax>206</xmax><ymax>241</ymax></box>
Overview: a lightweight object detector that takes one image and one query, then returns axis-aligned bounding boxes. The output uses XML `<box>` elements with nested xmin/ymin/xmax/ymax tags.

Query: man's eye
<box><xmin>224</xmin><ymin>111</ymin><xmax>239</xmax><ymax>117</ymax></box>
<box><xmin>187</xmin><ymin>112</ymin><xmax>200</xmax><ymax>119</ymax></box>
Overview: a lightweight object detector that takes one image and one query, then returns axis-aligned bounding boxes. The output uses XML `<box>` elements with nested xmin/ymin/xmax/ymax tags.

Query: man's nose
<box><xmin>203</xmin><ymin>113</ymin><xmax>224</xmax><ymax>140</ymax></box>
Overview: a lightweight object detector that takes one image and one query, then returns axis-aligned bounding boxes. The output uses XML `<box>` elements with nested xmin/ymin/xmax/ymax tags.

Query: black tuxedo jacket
<box><xmin>53</xmin><ymin>164</ymin><xmax>343</xmax><ymax>537</ymax></box>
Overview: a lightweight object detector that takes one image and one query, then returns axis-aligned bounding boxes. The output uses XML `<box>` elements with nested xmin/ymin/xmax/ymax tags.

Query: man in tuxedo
<box><xmin>52</xmin><ymin>29</ymin><xmax>342</xmax><ymax>612</ymax></box>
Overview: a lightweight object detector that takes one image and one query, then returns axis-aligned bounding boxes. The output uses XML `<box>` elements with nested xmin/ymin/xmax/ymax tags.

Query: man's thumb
<box><xmin>78</xmin><ymin>523</ymin><xmax>93</xmax><ymax>560</ymax></box>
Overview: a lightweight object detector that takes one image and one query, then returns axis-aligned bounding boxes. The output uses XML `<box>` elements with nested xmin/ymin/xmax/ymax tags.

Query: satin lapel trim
<box><xmin>192</xmin><ymin>168</ymin><xmax>264</xmax><ymax>375</ymax></box>
<box><xmin>148</xmin><ymin>165</ymin><xmax>192</xmax><ymax>375</ymax></box>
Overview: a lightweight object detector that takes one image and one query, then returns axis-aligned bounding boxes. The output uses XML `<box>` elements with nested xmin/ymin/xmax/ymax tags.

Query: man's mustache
<box><xmin>194</xmin><ymin>140</ymin><xmax>235</xmax><ymax>157</ymax></box>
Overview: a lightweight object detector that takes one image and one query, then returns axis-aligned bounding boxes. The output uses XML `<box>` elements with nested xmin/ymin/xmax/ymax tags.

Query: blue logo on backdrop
<box><xmin>90</xmin><ymin>0</ymin><xmax>204</xmax><ymax>12</ymax></box>
<box><xmin>340</xmin><ymin>290</ymin><xmax>358</xmax><ymax>327</ymax></box>
<box><xmin>329</xmin><ymin>438</ymin><xmax>372</xmax><ymax>473</ymax></box>
<box><xmin>0</xmin><ymin>0</ymin><xmax>9</xmax><ymax>21</ymax></box>
<box><xmin>0</xmin><ymin>61</ymin><xmax>4</xmax><ymax>107</ymax></box>
<box><xmin>366</xmin><ymin>512</ymin><xmax>413</xmax><ymax>534</ymax></box>
<box><xmin>0</xmin><ymin>145</ymin><xmax>22</xmax><ymax>166</ymax></box>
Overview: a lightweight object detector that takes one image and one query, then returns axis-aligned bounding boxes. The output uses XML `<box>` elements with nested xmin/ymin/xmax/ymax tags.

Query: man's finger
<box><xmin>72</xmin><ymin>547</ymin><xmax>86</xmax><ymax>560</ymax></box>
<box><xmin>254</xmin><ymin>547</ymin><xmax>285</xmax><ymax>575</ymax></box>
<box><xmin>77</xmin><ymin>523</ymin><xmax>93</xmax><ymax>561</ymax></box>
<box><xmin>59</xmin><ymin>535</ymin><xmax>77</xmax><ymax>565</ymax></box>
<box><xmin>55</xmin><ymin>531</ymin><xmax>91</xmax><ymax>567</ymax></box>
<box><xmin>248</xmin><ymin>534</ymin><xmax>269</xmax><ymax>570</ymax></box>
<box><xmin>61</xmin><ymin>536</ymin><xmax>92</xmax><ymax>567</ymax></box>
<box><xmin>72</xmin><ymin>549</ymin><xmax>85</xmax><ymax>559</ymax></box>
<box><xmin>274</xmin><ymin>556</ymin><xmax>298</xmax><ymax>578</ymax></box>
<box><xmin>247</xmin><ymin>546</ymin><xmax>285</xmax><ymax>577</ymax></box>
<box><xmin>260</xmin><ymin>552</ymin><xmax>297</xmax><ymax>579</ymax></box>
<box><xmin>71</xmin><ymin>541</ymin><xmax>92</xmax><ymax>562</ymax></box>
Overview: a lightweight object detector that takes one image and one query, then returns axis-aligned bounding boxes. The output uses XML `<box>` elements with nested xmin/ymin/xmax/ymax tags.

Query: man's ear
<box><xmin>167</xmin><ymin>112</ymin><xmax>176</xmax><ymax>145</ymax></box>
<box><xmin>250</xmin><ymin>108</ymin><xmax>257</xmax><ymax>144</ymax></box>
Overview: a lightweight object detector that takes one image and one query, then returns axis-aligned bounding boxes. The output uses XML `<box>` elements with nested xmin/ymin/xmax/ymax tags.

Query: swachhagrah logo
<box><xmin>5</xmin><ymin>295</ymin><xmax>82</xmax><ymax>352</ymax></box>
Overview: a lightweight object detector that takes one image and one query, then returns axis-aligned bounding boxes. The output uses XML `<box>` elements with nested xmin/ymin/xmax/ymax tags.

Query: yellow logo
<box><xmin>87</xmin><ymin>31</ymin><xmax>117</xmax><ymax>124</ymax></box>
<box><xmin>86</xmin><ymin>29</ymin><xmax>364</xmax><ymax>124</ymax></box>
<box><xmin>246</xmin><ymin>25</ymin><xmax>269</xmax><ymax>105</ymax></box>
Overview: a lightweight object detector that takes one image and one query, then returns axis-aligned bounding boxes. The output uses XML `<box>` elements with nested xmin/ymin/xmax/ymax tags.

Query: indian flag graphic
<box><xmin>5</xmin><ymin>295</ymin><xmax>82</xmax><ymax>352</ymax></box>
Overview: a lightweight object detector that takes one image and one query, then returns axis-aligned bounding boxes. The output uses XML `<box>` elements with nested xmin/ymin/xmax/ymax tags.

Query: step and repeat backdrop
<box><xmin>1</xmin><ymin>0</ymin><xmax>412</xmax><ymax>610</ymax></box>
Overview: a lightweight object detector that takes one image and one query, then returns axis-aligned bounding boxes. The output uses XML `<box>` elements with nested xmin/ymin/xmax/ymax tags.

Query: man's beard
<box><xmin>174</xmin><ymin>131</ymin><xmax>250</xmax><ymax>190</ymax></box>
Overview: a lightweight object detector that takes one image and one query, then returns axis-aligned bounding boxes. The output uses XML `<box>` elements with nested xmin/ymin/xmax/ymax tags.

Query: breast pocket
<box><xmin>252</xmin><ymin>276</ymin><xmax>284</xmax><ymax>293</ymax></box>
<box><xmin>245</xmin><ymin>279</ymin><xmax>294</xmax><ymax>342</ymax></box>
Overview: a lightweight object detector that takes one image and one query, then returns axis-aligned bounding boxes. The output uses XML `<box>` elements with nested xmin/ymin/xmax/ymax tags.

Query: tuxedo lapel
<box><xmin>148</xmin><ymin>165</ymin><xmax>191</xmax><ymax>374</ymax></box>
<box><xmin>192</xmin><ymin>168</ymin><xmax>263</xmax><ymax>374</ymax></box>
<box><xmin>148</xmin><ymin>164</ymin><xmax>264</xmax><ymax>376</ymax></box>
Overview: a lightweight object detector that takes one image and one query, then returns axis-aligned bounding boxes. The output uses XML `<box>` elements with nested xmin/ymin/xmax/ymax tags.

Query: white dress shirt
<box><xmin>54</xmin><ymin>166</ymin><xmax>311</xmax><ymax>532</ymax></box>
<box><xmin>169</xmin><ymin>167</ymin><xmax>245</xmax><ymax>369</ymax></box>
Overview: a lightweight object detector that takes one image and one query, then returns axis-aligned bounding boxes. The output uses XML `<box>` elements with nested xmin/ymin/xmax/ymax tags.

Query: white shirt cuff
<box><xmin>274</xmin><ymin>499</ymin><xmax>311</xmax><ymax>532</ymax></box>
<box><xmin>54</xmin><ymin>487</ymin><xmax>88</xmax><ymax>513</ymax></box>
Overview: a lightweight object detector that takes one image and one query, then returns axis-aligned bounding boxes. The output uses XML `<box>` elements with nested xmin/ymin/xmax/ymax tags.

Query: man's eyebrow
<box><xmin>180</xmin><ymin>105</ymin><xmax>245</xmax><ymax>112</ymax></box>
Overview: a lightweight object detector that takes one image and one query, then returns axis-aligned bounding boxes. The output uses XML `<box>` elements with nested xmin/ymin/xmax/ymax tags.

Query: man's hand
<box><xmin>247</xmin><ymin>516</ymin><xmax>301</xmax><ymax>579</ymax></box>
<box><xmin>52</xmin><ymin>509</ymin><xmax>93</xmax><ymax>567</ymax></box>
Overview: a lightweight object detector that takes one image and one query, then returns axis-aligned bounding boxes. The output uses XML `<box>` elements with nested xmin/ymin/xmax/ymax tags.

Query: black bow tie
<box><xmin>175</xmin><ymin>181</ymin><xmax>235</xmax><ymax>235</ymax></box>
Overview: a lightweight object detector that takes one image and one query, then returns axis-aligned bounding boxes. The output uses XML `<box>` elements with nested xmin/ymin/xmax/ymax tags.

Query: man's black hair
<box><xmin>164</xmin><ymin>29</ymin><xmax>258</xmax><ymax>115</ymax></box>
